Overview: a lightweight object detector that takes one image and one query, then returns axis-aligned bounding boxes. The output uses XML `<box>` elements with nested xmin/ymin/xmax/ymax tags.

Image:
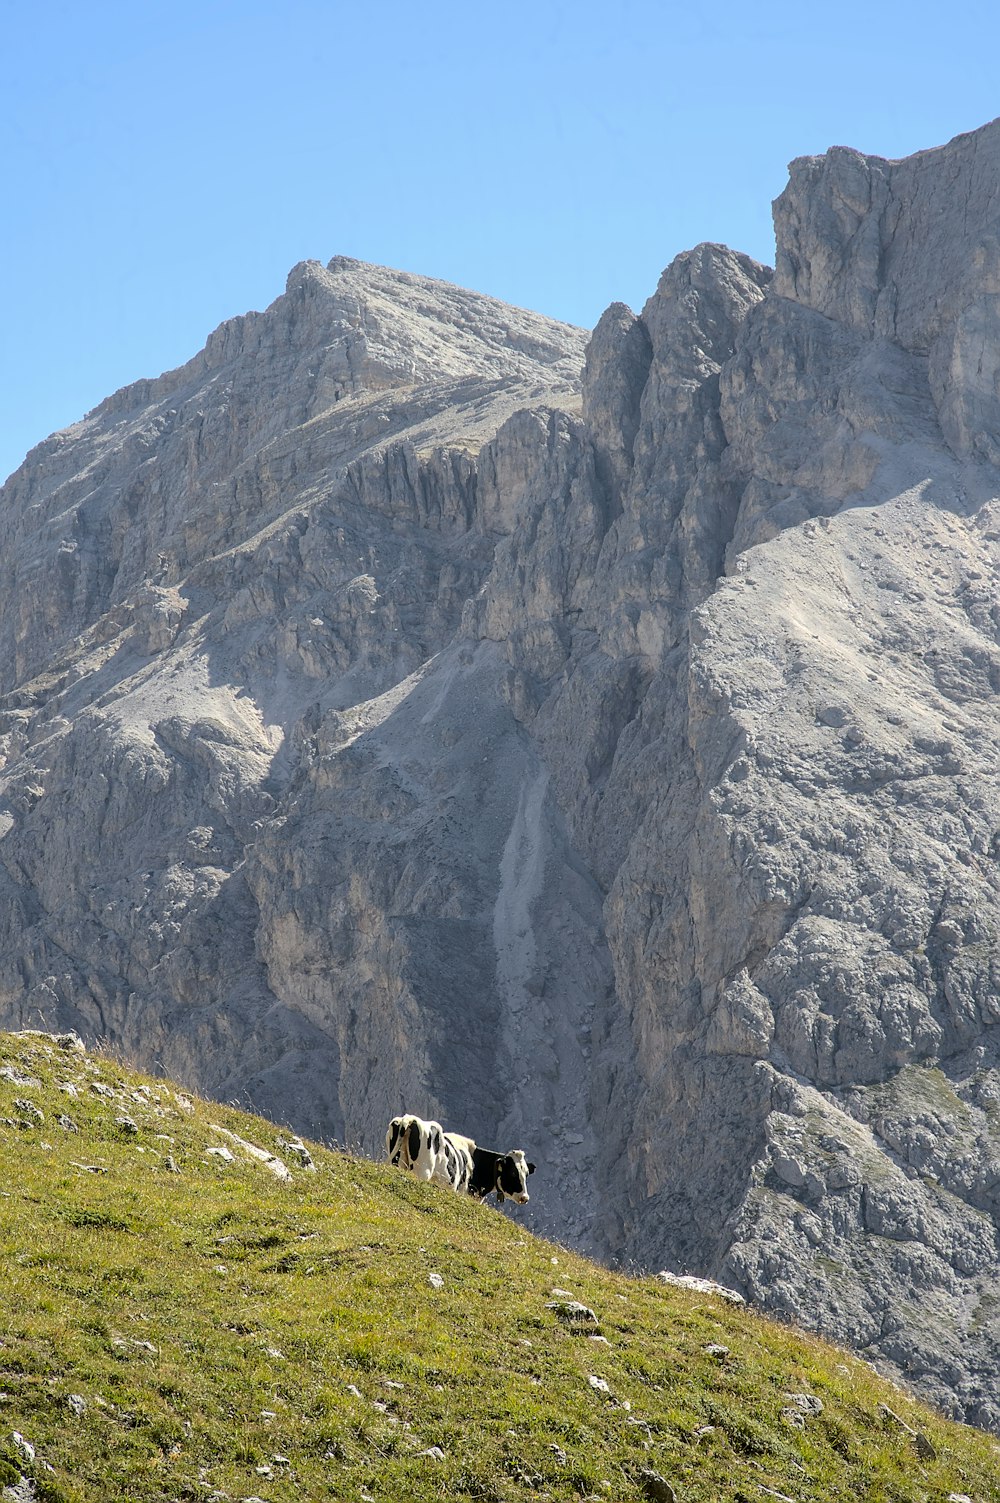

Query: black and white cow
<box><xmin>387</xmin><ymin>1116</ymin><xmax>535</xmax><ymax>1206</ymax></box>
<box><xmin>385</xmin><ymin>1114</ymin><xmax>444</xmax><ymax>1183</ymax></box>
<box><xmin>467</xmin><ymin>1146</ymin><xmax>535</xmax><ymax>1205</ymax></box>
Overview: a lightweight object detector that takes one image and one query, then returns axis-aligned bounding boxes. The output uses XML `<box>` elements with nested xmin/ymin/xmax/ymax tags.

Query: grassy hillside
<box><xmin>0</xmin><ymin>1030</ymin><xmax>997</xmax><ymax>1503</ymax></box>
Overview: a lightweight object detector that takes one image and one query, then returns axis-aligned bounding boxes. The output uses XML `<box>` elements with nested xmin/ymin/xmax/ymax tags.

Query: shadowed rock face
<box><xmin>3</xmin><ymin>125</ymin><xmax>1000</xmax><ymax>1429</ymax></box>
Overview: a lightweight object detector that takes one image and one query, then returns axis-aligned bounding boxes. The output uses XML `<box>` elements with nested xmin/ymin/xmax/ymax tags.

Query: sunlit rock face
<box><xmin>4</xmin><ymin>123</ymin><xmax>1000</xmax><ymax>1430</ymax></box>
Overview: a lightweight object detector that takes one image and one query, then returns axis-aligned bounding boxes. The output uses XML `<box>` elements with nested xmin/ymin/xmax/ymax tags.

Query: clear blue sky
<box><xmin>3</xmin><ymin>0</ymin><xmax>999</xmax><ymax>483</ymax></box>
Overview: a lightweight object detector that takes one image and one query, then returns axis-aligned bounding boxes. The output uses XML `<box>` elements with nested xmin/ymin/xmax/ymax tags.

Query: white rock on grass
<box><xmin>210</xmin><ymin>1125</ymin><xmax>292</xmax><ymax>1181</ymax></box>
<box><xmin>0</xmin><ymin>1068</ymin><xmax>39</xmax><ymax>1087</ymax></box>
<box><xmin>655</xmin><ymin>1272</ymin><xmax>745</xmax><ymax>1305</ymax></box>
<box><xmin>277</xmin><ymin>1134</ymin><xmax>315</xmax><ymax>1170</ymax></box>
<box><xmin>11</xmin><ymin>1432</ymin><xmax>34</xmax><ymax>1463</ymax></box>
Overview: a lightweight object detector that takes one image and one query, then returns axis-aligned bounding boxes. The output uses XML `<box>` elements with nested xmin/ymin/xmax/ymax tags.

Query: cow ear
<box><xmin>527</xmin><ymin>1163</ymin><xmax>536</xmax><ymax>1174</ymax></box>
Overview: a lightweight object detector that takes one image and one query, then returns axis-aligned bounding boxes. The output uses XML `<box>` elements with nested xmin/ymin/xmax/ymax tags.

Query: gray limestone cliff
<box><xmin>3</xmin><ymin>127</ymin><xmax>1000</xmax><ymax>1429</ymax></box>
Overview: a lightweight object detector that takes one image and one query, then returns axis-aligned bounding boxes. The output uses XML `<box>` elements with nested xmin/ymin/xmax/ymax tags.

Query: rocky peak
<box><xmin>0</xmin><ymin>262</ymin><xmax>587</xmax><ymax>694</ymax></box>
<box><xmin>277</xmin><ymin>253</ymin><xmax>588</xmax><ymax>391</ymax></box>
<box><xmin>773</xmin><ymin>118</ymin><xmax>1000</xmax><ymax>464</ymax></box>
<box><xmin>583</xmin><ymin>242</ymin><xmax>771</xmax><ymax>656</ymax></box>
<box><xmin>582</xmin><ymin>301</ymin><xmax>652</xmax><ymax>513</ymax></box>
<box><xmin>774</xmin><ymin>120</ymin><xmax>1000</xmax><ymax>347</ymax></box>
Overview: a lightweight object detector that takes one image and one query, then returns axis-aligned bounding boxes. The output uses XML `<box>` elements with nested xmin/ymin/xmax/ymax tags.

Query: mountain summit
<box><xmin>2</xmin><ymin>124</ymin><xmax>1000</xmax><ymax>1428</ymax></box>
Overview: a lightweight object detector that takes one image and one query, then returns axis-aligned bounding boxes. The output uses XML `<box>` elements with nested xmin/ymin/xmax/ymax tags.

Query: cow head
<box><xmin>495</xmin><ymin>1149</ymin><xmax>536</xmax><ymax>1205</ymax></box>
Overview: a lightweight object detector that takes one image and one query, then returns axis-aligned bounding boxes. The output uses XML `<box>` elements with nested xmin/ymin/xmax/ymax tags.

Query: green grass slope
<box><xmin>0</xmin><ymin>1030</ymin><xmax>997</xmax><ymax>1503</ymax></box>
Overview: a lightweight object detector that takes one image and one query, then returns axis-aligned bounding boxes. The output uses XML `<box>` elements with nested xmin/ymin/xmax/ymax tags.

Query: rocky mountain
<box><xmin>3</xmin><ymin>125</ymin><xmax>1000</xmax><ymax>1429</ymax></box>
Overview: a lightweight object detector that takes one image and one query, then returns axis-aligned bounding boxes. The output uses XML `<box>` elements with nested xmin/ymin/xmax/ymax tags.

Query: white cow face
<box><xmin>497</xmin><ymin>1149</ymin><xmax>536</xmax><ymax>1204</ymax></box>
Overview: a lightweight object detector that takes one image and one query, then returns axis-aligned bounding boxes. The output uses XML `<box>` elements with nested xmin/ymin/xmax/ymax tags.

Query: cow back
<box><xmin>385</xmin><ymin>1113</ymin><xmax>443</xmax><ymax>1182</ymax></box>
<box><xmin>435</xmin><ymin>1131</ymin><xmax>476</xmax><ymax>1193</ymax></box>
